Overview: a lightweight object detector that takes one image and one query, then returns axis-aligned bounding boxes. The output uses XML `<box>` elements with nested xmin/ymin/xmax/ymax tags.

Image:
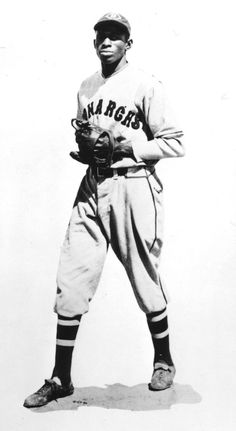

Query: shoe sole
<box><xmin>148</xmin><ymin>382</ymin><xmax>173</xmax><ymax>391</ymax></box>
<box><xmin>23</xmin><ymin>387</ymin><xmax>74</xmax><ymax>408</ymax></box>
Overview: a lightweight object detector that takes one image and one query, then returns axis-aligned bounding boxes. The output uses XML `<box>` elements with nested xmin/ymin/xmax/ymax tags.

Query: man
<box><xmin>24</xmin><ymin>12</ymin><xmax>184</xmax><ymax>408</ymax></box>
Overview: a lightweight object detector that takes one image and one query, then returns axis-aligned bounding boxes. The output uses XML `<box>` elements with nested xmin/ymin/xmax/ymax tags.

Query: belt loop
<box><xmin>145</xmin><ymin>166</ymin><xmax>154</xmax><ymax>177</ymax></box>
<box><xmin>113</xmin><ymin>168</ymin><xmax>118</xmax><ymax>180</ymax></box>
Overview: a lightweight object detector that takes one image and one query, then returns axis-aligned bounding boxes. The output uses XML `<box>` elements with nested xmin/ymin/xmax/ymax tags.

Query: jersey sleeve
<box><xmin>132</xmin><ymin>78</ymin><xmax>185</xmax><ymax>161</ymax></box>
<box><xmin>76</xmin><ymin>91</ymin><xmax>83</xmax><ymax>120</ymax></box>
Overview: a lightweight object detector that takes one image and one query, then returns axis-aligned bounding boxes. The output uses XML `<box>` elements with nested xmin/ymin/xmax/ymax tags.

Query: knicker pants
<box><xmin>54</xmin><ymin>167</ymin><xmax>168</xmax><ymax>317</ymax></box>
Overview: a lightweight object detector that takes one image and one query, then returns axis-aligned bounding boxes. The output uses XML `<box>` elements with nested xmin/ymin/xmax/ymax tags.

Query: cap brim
<box><xmin>94</xmin><ymin>20</ymin><xmax>130</xmax><ymax>35</ymax></box>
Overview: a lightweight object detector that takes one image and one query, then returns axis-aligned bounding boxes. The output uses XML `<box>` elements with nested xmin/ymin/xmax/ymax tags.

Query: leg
<box><xmin>109</xmin><ymin>168</ymin><xmax>175</xmax><ymax>389</ymax></box>
<box><xmin>24</xmin><ymin>173</ymin><xmax>108</xmax><ymax>407</ymax></box>
<box><xmin>146</xmin><ymin>308</ymin><xmax>173</xmax><ymax>366</ymax></box>
<box><xmin>55</xmin><ymin>200</ymin><xmax>108</xmax><ymax>316</ymax></box>
<box><xmin>146</xmin><ymin>309</ymin><xmax>176</xmax><ymax>390</ymax></box>
<box><xmin>110</xmin><ymin>169</ymin><xmax>167</xmax><ymax>313</ymax></box>
<box><xmin>51</xmin><ymin>314</ymin><xmax>81</xmax><ymax>385</ymax></box>
<box><xmin>23</xmin><ymin>314</ymin><xmax>81</xmax><ymax>408</ymax></box>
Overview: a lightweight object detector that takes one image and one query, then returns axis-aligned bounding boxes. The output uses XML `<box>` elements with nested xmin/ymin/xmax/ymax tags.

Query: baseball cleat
<box><xmin>149</xmin><ymin>362</ymin><xmax>176</xmax><ymax>391</ymax></box>
<box><xmin>23</xmin><ymin>379</ymin><xmax>74</xmax><ymax>408</ymax></box>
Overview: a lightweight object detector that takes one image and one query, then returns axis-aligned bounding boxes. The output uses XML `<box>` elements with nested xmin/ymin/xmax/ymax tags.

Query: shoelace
<box><xmin>36</xmin><ymin>379</ymin><xmax>56</xmax><ymax>395</ymax></box>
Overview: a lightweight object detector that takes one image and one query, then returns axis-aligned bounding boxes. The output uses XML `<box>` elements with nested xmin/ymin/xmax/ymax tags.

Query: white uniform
<box><xmin>55</xmin><ymin>63</ymin><xmax>184</xmax><ymax>317</ymax></box>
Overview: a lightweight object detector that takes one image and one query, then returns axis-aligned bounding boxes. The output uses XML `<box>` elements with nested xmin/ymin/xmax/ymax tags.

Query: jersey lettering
<box><xmin>104</xmin><ymin>100</ymin><xmax>117</xmax><ymax>117</ymax></box>
<box><xmin>82</xmin><ymin>99</ymin><xmax>142</xmax><ymax>130</ymax></box>
<box><xmin>121</xmin><ymin>110</ymin><xmax>135</xmax><ymax>127</ymax></box>
<box><xmin>87</xmin><ymin>102</ymin><xmax>94</xmax><ymax>118</ymax></box>
<box><xmin>114</xmin><ymin>106</ymin><xmax>125</xmax><ymax>121</ymax></box>
<box><xmin>131</xmin><ymin>114</ymin><xmax>141</xmax><ymax>130</ymax></box>
<box><xmin>95</xmin><ymin>99</ymin><xmax>103</xmax><ymax>115</ymax></box>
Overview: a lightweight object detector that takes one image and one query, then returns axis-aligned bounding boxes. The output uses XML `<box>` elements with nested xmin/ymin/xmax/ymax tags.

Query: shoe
<box><xmin>23</xmin><ymin>379</ymin><xmax>74</xmax><ymax>408</ymax></box>
<box><xmin>149</xmin><ymin>362</ymin><xmax>176</xmax><ymax>391</ymax></box>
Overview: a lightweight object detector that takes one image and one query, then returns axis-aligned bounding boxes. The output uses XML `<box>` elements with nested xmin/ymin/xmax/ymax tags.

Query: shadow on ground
<box><xmin>32</xmin><ymin>382</ymin><xmax>201</xmax><ymax>412</ymax></box>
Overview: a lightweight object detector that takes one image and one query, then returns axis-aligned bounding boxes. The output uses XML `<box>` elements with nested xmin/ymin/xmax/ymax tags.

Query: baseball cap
<box><xmin>94</xmin><ymin>12</ymin><xmax>131</xmax><ymax>36</ymax></box>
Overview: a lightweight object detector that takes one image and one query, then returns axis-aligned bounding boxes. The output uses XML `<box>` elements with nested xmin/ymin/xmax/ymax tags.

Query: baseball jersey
<box><xmin>76</xmin><ymin>63</ymin><xmax>184</xmax><ymax>168</ymax></box>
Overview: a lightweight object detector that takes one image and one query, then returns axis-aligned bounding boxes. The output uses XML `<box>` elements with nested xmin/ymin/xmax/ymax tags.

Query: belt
<box><xmin>91</xmin><ymin>166</ymin><xmax>129</xmax><ymax>179</ymax></box>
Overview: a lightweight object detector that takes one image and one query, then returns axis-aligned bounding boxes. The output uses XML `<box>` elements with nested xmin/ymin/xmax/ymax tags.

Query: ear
<box><xmin>126</xmin><ymin>39</ymin><xmax>133</xmax><ymax>51</ymax></box>
<box><xmin>93</xmin><ymin>39</ymin><xmax>96</xmax><ymax>49</ymax></box>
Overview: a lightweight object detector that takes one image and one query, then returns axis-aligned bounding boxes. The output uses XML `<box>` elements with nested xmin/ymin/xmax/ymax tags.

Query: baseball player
<box><xmin>24</xmin><ymin>12</ymin><xmax>185</xmax><ymax>408</ymax></box>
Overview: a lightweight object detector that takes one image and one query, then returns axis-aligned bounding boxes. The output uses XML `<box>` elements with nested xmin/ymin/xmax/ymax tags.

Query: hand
<box><xmin>93</xmin><ymin>132</ymin><xmax>110</xmax><ymax>158</ymax></box>
<box><xmin>113</xmin><ymin>140</ymin><xmax>134</xmax><ymax>162</ymax></box>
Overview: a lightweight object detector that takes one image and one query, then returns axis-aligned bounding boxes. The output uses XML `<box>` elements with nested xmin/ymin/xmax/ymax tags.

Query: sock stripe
<box><xmin>152</xmin><ymin>328</ymin><xmax>169</xmax><ymax>339</ymax></box>
<box><xmin>56</xmin><ymin>339</ymin><xmax>76</xmax><ymax>347</ymax></box>
<box><xmin>58</xmin><ymin>314</ymin><xmax>81</xmax><ymax>322</ymax></box>
<box><xmin>147</xmin><ymin>316</ymin><xmax>168</xmax><ymax>335</ymax></box>
<box><xmin>147</xmin><ymin>308</ymin><xmax>167</xmax><ymax>320</ymax></box>
<box><xmin>58</xmin><ymin>319</ymin><xmax>80</xmax><ymax>326</ymax></box>
<box><xmin>147</xmin><ymin>309</ymin><xmax>167</xmax><ymax>323</ymax></box>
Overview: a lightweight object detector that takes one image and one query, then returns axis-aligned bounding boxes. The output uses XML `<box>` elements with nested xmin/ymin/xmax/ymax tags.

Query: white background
<box><xmin>0</xmin><ymin>0</ymin><xmax>236</xmax><ymax>430</ymax></box>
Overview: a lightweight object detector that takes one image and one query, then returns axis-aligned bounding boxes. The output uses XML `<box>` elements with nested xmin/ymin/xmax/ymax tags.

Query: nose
<box><xmin>101</xmin><ymin>37</ymin><xmax>112</xmax><ymax>46</ymax></box>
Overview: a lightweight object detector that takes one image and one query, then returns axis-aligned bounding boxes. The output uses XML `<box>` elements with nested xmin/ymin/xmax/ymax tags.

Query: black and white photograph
<box><xmin>1</xmin><ymin>1</ymin><xmax>235</xmax><ymax>430</ymax></box>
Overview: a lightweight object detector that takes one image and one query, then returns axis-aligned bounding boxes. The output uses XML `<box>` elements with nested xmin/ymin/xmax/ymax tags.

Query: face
<box><xmin>94</xmin><ymin>23</ymin><xmax>131</xmax><ymax>64</ymax></box>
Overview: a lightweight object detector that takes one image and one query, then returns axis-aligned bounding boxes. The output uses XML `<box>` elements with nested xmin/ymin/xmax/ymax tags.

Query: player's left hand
<box><xmin>113</xmin><ymin>140</ymin><xmax>134</xmax><ymax>162</ymax></box>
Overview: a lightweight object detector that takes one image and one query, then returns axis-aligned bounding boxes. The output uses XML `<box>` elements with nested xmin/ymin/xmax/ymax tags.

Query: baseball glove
<box><xmin>70</xmin><ymin>119</ymin><xmax>115</xmax><ymax>167</ymax></box>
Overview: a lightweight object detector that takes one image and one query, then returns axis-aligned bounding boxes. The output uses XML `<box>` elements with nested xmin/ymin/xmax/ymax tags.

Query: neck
<box><xmin>101</xmin><ymin>57</ymin><xmax>127</xmax><ymax>78</ymax></box>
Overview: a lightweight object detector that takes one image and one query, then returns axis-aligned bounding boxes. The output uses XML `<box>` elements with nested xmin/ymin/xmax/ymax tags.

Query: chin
<box><xmin>101</xmin><ymin>57</ymin><xmax>115</xmax><ymax>64</ymax></box>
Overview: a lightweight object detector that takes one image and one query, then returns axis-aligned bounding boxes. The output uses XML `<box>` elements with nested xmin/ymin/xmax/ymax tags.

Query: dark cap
<box><xmin>94</xmin><ymin>12</ymin><xmax>131</xmax><ymax>36</ymax></box>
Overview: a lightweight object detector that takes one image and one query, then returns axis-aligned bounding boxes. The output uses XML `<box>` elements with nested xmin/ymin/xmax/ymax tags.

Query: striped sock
<box><xmin>146</xmin><ymin>308</ymin><xmax>174</xmax><ymax>366</ymax></box>
<box><xmin>51</xmin><ymin>314</ymin><xmax>81</xmax><ymax>385</ymax></box>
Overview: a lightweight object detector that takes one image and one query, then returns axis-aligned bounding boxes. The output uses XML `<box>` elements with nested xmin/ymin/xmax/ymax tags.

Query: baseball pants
<box><xmin>54</xmin><ymin>166</ymin><xmax>168</xmax><ymax>317</ymax></box>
